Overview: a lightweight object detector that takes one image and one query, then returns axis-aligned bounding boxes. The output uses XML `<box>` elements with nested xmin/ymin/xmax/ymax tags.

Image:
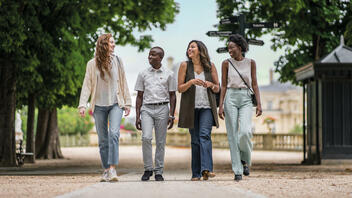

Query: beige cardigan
<box><xmin>78</xmin><ymin>55</ymin><xmax>132</xmax><ymax>112</ymax></box>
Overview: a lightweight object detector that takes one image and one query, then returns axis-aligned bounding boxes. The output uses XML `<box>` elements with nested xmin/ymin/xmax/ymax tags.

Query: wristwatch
<box><xmin>169</xmin><ymin>115</ymin><xmax>175</xmax><ymax>119</ymax></box>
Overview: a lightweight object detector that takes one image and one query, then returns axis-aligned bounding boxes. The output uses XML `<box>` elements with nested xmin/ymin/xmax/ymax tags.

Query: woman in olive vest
<box><xmin>178</xmin><ymin>40</ymin><xmax>220</xmax><ymax>181</ymax></box>
<box><xmin>218</xmin><ymin>34</ymin><xmax>262</xmax><ymax>181</ymax></box>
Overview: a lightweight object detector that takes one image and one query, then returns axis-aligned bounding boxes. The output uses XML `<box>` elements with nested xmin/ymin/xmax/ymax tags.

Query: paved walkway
<box><xmin>1</xmin><ymin>146</ymin><xmax>351</xmax><ymax>198</ymax></box>
<box><xmin>56</xmin><ymin>171</ymin><xmax>265</xmax><ymax>198</ymax></box>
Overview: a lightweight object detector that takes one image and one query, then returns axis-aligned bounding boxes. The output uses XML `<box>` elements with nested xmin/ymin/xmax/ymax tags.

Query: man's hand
<box><xmin>135</xmin><ymin>117</ymin><xmax>142</xmax><ymax>130</ymax></box>
<box><xmin>79</xmin><ymin>107</ymin><xmax>86</xmax><ymax>117</ymax></box>
<box><xmin>124</xmin><ymin>107</ymin><xmax>130</xmax><ymax>116</ymax></box>
<box><xmin>167</xmin><ymin>116</ymin><xmax>174</xmax><ymax>130</ymax></box>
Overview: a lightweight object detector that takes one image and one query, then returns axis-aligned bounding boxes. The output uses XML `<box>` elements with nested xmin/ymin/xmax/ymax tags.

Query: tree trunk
<box><xmin>25</xmin><ymin>94</ymin><xmax>35</xmax><ymax>163</ymax></box>
<box><xmin>35</xmin><ymin>108</ymin><xmax>63</xmax><ymax>159</ymax></box>
<box><xmin>0</xmin><ymin>60</ymin><xmax>17</xmax><ymax>167</ymax></box>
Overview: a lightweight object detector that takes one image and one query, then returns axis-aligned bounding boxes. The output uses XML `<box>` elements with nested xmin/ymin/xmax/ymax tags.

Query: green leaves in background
<box><xmin>216</xmin><ymin>0</ymin><xmax>352</xmax><ymax>84</ymax></box>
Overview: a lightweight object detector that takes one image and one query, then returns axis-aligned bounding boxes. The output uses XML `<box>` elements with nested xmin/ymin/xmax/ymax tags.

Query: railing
<box><xmin>60</xmin><ymin>132</ymin><xmax>303</xmax><ymax>151</ymax></box>
<box><xmin>59</xmin><ymin>134</ymin><xmax>90</xmax><ymax>147</ymax></box>
<box><xmin>167</xmin><ymin>132</ymin><xmax>303</xmax><ymax>151</ymax></box>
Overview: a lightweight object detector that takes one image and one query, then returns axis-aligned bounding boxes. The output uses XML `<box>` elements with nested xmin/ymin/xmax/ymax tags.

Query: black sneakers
<box><xmin>141</xmin><ymin>171</ymin><xmax>153</xmax><ymax>181</ymax></box>
<box><xmin>155</xmin><ymin>174</ymin><xmax>164</xmax><ymax>181</ymax></box>
<box><xmin>241</xmin><ymin>160</ymin><xmax>250</xmax><ymax>176</ymax></box>
<box><xmin>234</xmin><ymin>174</ymin><xmax>242</xmax><ymax>181</ymax></box>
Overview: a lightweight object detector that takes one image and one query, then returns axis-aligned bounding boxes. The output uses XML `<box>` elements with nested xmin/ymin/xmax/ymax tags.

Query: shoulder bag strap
<box><xmin>227</xmin><ymin>59</ymin><xmax>254</xmax><ymax>94</ymax></box>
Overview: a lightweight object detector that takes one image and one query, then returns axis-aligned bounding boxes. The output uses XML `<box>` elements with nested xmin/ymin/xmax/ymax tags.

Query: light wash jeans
<box><xmin>224</xmin><ymin>88</ymin><xmax>253</xmax><ymax>175</ymax></box>
<box><xmin>141</xmin><ymin>104</ymin><xmax>169</xmax><ymax>175</ymax></box>
<box><xmin>189</xmin><ymin>108</ymin><xmax>214</xmax><ymax>178</ymax></box>
<box><xmin>93</xmin><ymin>103</ymin><xmax>123</xmax><ymax>169</ymax></box>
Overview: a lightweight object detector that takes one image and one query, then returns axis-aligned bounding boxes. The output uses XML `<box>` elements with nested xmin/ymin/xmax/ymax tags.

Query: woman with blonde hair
<box><xmin>78</xmin><ymin>33</ymin><xmax>131</xmax><ymax>182</ymax></box>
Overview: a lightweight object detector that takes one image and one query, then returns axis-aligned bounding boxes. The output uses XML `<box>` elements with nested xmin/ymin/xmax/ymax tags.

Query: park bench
<box><xmin>16</xmin><ymin>140</ymin><xmax>34</xmax><ymax>167</ymax></box>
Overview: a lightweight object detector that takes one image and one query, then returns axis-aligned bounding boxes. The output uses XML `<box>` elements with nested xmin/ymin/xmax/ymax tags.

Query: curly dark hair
<box><xmin>228</xmin><ymin>34</ymin><xmax>249</xmax><ymax>53</ymax></box>
<box><xmin>186</xmin><ymin>40</ymin><xmax>211</xmax><ymax>71</ymax></box>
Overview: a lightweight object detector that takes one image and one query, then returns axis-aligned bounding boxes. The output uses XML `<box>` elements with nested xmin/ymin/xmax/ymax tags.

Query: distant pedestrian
<box><xmin>218</xmin><ymin>34</ymin><xmax>262</xmax><ymax>181</ymax></box>
<box><xmin>78</xmin><ymin>33</ymin><xmax>131</xmax><ymax>182</ymax></box>
<box><xmin>135</xmin><ymin>46</ymin><xmax>177</xmax><ymax>181</ymax></box>
<box><xmin>178</xmin><ymin>40</ymin><xmax>220</xmax><ymax>181</ymax></box>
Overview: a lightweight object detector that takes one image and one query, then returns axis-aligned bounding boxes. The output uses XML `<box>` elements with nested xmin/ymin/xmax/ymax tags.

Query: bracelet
<box><xmin>169</xmin><ymin>115</ymin><xmax>175</xmax><ymax>119</ymax></box>
<box><xmin>212</xmin><ymin>84</ymin><xmax>216</xmax><ymax>90</ymax></box>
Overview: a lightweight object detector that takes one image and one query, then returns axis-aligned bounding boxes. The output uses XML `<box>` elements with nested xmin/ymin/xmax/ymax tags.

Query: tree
<box><xmin>0</xmin><ymin>0</ymin><xmax>179</xmax><ymax>165</ymax></box>
<box><xmin>216</xmin><ymin>0</ymin><xmax>352</xmax><ymax>83</ymax></box>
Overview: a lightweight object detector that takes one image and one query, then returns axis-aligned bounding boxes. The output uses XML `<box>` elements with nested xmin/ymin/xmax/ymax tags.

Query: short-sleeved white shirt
<box><xmin>134</xmin><ymin>66</ymin><xmax>177</xmax><ymax>104</ymax></box>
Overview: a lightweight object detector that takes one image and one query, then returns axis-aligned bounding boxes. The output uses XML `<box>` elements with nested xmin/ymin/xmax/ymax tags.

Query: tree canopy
<box><xmin>216</xmin><ymin>0</ymin><xmax>352</xmax><ymax>83</ymax></box>
<box><xmin>5</xmin><ymin>0</ymin><xmax>179</xmax><ymax>109</ymax></box>
<box><xmin>0</xmin><ymin>0</ymin><xmax>179</xmax><ymax>165</ymax></box>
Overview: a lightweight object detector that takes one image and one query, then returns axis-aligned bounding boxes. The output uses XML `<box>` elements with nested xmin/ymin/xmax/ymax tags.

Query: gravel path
<box><xmin>0</xmin><ymin>146</ymin><xmax>351</xmax><ymax>198</ymax></box>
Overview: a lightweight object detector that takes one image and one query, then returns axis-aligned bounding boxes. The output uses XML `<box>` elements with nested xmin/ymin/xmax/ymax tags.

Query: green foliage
<box><xmin>216</xmin><ymin>0</ymin><xmax>352</xmax><ymax>84</ymax></box>
<box><xmin>120</xmin><ymin>118</ymin><xmax>137</xmax><ymax>132</ymax></box>
<box><xmin>289</xmin><ymin>124</ymin><xmax>303</xmax><ymax>134</ymax></box>
<box><xmin>124</xmin><ymin>122</ymin><xmax>137</xmax><ymax>132</ymax></box>
<box><xmin>57</xmin><ymin>106</ymin><xmax>94</xmax><ymax>135</ymax></box>
<box><xmin>0</xmin><ymin>1</ymin><xmax>179</xmax><ymax>109</ymax></box>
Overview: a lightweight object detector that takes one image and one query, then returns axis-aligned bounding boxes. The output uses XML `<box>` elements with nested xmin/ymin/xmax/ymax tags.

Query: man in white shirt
<box><xmin>134</xmin><ymin>46</ymin><xmax>176</xmax><ymax>181</ymax></box>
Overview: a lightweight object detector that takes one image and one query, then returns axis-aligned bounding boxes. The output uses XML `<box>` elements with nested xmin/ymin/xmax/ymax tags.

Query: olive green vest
<box><xmin>178</xmin><ymin>61</ymin><xmax>219</xmax><ymax>129</ymax></box>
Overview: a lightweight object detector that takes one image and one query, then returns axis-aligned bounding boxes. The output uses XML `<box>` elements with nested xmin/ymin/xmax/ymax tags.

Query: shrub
<box><xmin>58</xmin><ymin>106</ymin><xmax>94</xmax><ymax>135</ymax></box>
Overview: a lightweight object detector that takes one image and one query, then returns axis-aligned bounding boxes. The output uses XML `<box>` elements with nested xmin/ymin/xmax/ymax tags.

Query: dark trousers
<box><xmin>189</xmin><ymin>108</ymin><xmax>214</xmax><ymax>178</ymax></box>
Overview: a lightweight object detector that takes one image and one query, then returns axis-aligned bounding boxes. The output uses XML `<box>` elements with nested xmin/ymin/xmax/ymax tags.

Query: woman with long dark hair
<box><xmin>218</xmin><ymin>34</ymin><xmax>262</xmax><ymax>181</ymax></box>
<box><xmin>78</xmin><ymin>33</ymin><xmax>131</xmax><ymax>182</ymax></box>
<box><xmin>178</xmin><ymin>40</ymin><xmax>220</xmax><ymax>181</ymax></box>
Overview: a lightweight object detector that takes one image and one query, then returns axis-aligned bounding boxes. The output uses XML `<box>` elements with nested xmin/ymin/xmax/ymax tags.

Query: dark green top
<box><xmin>178</xmin><ymin>61</ymin><xmax>219</xmax><ymax>129</ymax></box>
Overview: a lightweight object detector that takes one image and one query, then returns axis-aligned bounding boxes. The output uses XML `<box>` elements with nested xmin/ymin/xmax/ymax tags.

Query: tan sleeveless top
<box><xmin>227</xmin><ymin>57</ymin><xmax>252</xmax><ymax>88</ymax></box>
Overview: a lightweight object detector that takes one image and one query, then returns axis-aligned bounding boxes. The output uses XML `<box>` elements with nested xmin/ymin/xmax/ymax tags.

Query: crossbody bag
<box><xmin>227</xmin><ymin>59</ymin><xmax>257</xmax><ymax>107</ymax></box>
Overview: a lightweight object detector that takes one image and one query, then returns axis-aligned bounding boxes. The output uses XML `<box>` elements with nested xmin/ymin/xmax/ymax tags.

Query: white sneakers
<box><xmin>100</xmin><ymin>169</ymin><xmax>110</xmax><ymax>182</ymax></box>
<box><xmin>100</xmin><ymin>168</ymin><xmax>118</xmax><ymax>182</ymax></box>
<box><xmin>109</xmin><ymin>168</ymin><xmax>118</xmax><ymax>182</ymax></box>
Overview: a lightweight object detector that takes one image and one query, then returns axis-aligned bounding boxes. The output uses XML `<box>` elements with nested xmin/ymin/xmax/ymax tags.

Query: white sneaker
<box><xmin>109</xmin><ymin>168</ymin><xmax>118</xmax><ymax>182</ymax></box>
<box><xmin>100</xmin><ymin>170</ymin><xmax>109</xmax><ymax>182</ymax></box>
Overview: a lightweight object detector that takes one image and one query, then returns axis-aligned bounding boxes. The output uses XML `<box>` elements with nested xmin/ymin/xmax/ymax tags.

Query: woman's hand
<box><xmin>191</xmin><ymin>78</ymin><xmax>205</xmax><ymax>86</ymax></box>
<box><xmin>203</xmin><ymin>80</ymin><xmax>214</xmax><ymax>88</ymax></box>
<box><xmin>79</xmin><ymin>107</ymin><xmax>86</xmax><ymax>117</ymax></box>
<box><xmin>124</xmin><ymin>107</ymin><xmax>130</xmax><ymax>116</ymax></box>
<box><xmin>256</xmin><ymin>106</ymin><xmax>262</xmax><ymax>117</ymax></box>
<box><xmin>218</xmin><ymin>106</ymin><xmax>225</xmax><ymax>120</ymax></box>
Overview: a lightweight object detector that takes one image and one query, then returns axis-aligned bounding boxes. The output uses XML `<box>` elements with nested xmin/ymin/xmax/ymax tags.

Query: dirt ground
<box><xmin>0</xmin><ymin>146</ymin><xmax>351</xmax><ymax>198</ymax></box>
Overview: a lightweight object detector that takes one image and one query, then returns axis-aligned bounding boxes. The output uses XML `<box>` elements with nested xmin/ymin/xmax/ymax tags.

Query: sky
<box><xmin>114</xmin><ymin>0</ymin><xmax>285</xmax><ymax>95</ymax></box>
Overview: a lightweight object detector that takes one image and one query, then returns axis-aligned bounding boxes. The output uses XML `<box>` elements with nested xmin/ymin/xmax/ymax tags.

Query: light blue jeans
<box><xmin>224</xmin><ymin>88</ymin><xmax>253</xmax><ymax>175</ymax></box>
<box><xmin>93</xmin><ymin>104</ymin><xmax>123</xmax><ymax>169</ymax></box>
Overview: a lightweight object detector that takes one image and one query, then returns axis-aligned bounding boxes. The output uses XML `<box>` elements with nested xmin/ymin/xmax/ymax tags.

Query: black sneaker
<box><xmin>141</xmin><ymin>171</ymin><xmax>153</xmax><ymax>181</ymax></box>
<box><xmin>155</xmin><ymin>174</ymin><xmax>164</xmax><ymax>181</ymax></box>
<box><xmin>234</xmin><ymin>174</ymin><xmax>242</xmax><ymax>181</ymax></box>
<box><xmin>241</xmin><ymin>160</ymin><xmax>250</xmax><ymax>176</ymax></box>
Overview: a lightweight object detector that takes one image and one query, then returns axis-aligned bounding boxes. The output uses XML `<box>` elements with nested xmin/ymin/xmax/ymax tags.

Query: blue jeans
<box><xmin>189</xmin><ymin>108</ymin><xmax>214</xmax><ymax>178</ymax></box>
<box><xmin>93</xmin><ymin>104</ymin><xmax>123</xmax><ymax>169</ymax></box>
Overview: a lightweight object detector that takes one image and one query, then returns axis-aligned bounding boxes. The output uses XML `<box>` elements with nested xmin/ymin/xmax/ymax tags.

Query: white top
<box><xmin>227</xmin><ymin>57</ymin><xmax>252</xmax><ymax>88</ymax></box>
<box><xmin>95</xmin><ymin>57</ymin><xmax>119</xmax><ymax>106</ymax></box>
<box><xmin>134</xmin><ymin>66</ymin><xmax>177</xmax><ymax>104</ymax></box>
<box><xmin>194</xmin><ymin>72</ymin><xmax>211</xmax><ymax>109</ymax></box>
